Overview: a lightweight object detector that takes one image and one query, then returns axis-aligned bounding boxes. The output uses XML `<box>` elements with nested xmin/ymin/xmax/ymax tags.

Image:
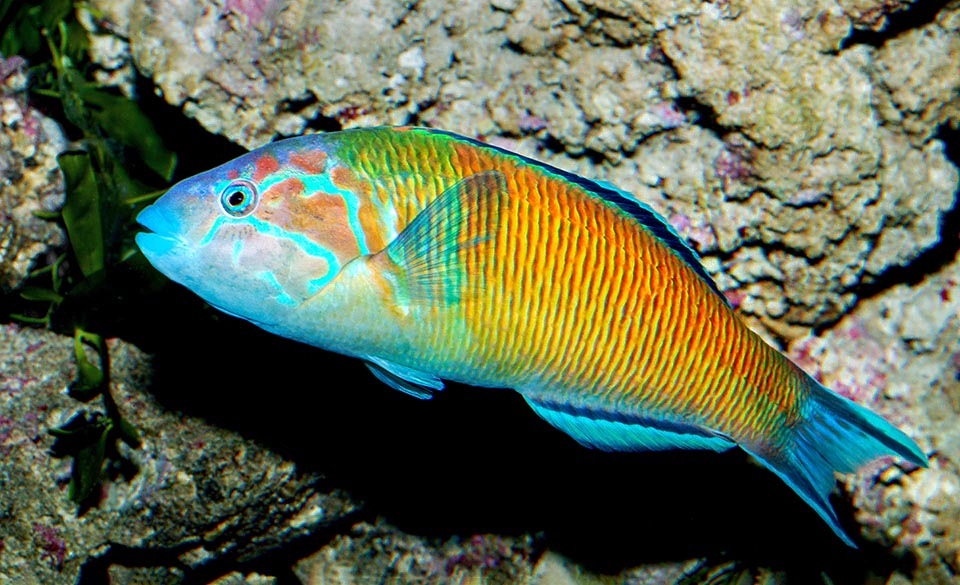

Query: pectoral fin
<box><xmin>380</xmin><ymin>170</ymin><xmax>508</xmax><ymax>304</ymax></box>
<box><xmin>364</xmin><ymin>355</ymin><xmax>444</xmax><ymax>400</ymax></box>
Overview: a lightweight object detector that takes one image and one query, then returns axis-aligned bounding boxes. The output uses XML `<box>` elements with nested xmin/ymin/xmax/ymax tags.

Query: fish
<box><xmin>135</xmin><ymin>126</ymin><xmax>927</xmax><ymax>546</ymax></box>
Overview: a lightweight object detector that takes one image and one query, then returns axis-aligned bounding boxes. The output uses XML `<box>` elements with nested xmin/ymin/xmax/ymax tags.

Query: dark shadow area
<box><xmin>132</xmin><ymin>75</ymin><xmax>249</xmax><ymax>181</ymax></box>
<box><xmin>840</xmin><ymin>0</ymin><xmax>954</xmax><ymax>50</ymax></box>
<box><xmin>77</xmin><ymin>507</ymin><xmax>361</xmax><ymax>585</ymax></box>
<box><xmin>675</xmin><ymin>95</ymin><xmax>731</xmax><ymax>141</ymax></box>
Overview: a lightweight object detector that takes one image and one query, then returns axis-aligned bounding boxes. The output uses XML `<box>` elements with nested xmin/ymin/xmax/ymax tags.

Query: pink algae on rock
<box><xmin>33</xmin><ymin>524</ymin><xmax>67</xmax><ymax>569</ymax></box>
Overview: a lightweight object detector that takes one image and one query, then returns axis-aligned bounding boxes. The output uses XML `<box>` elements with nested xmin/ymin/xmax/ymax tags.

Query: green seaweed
<box><xmin>0</xmin><ymin>0</ymin><xmax>81</xmax><ymax>61</ymax></box>
<box><xmin>83</xmin><ymin>88</ymin><xmax>177</xmax><ymax>181</ymax></box>
<box><xmin>49</xmin><ymin>328</ymin><xmax>141</xmax><ymax>506</ymax></box>
<box><xmin>4</xmin><ymin>0</ymin><xmax>173</xmax><ymax>506</ymax></box>
<box><xmin>59</xmin><ymin>150</ymin><xmax>106</xmax><ymax>279</ymax></box>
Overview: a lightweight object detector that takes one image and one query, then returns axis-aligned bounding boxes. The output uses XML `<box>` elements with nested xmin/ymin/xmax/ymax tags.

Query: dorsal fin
<box><xmin>419</xmin><ymin>128</ymin><xmax>730</xmax><ymax>307</ymax></box>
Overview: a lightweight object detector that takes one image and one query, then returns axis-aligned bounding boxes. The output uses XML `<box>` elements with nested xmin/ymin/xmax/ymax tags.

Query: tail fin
<box><xmin>746</xmin><ymin>376</ymin><xmax>927</xmax><ymax>547</ymax></box>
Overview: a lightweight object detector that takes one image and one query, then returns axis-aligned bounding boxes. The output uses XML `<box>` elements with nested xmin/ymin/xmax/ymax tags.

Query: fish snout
<box><xmin>136</xmin><ymin>203</ymin><xmax>179</xmax><ymax>237</ymax></box>
<box><xmin>135</xmin><ymin>203</ymin><xmax>185</xmax><ymax>258</ymax></box>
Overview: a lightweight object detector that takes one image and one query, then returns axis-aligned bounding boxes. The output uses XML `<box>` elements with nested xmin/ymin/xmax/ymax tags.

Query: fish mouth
<box><xmin>135</xmin><ymin>204</ymin><xmax>183</xmax><ymax>258</ymax></box>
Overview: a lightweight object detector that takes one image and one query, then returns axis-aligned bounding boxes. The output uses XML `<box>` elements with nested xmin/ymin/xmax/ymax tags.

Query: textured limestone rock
<box><xmin>838</xmin><ymin>0</ymin><xmax>917</xmax><ymax>31</ymax></box>
<box><xmin>874</xmin><ymin>5</ymin><xmax>960</xmax><ymax>144</ymax></box>
<box><xmin>0</xmin><ymin>56</ymin><xmax>67</xmax><ymax>292</ymax></box>
<box><xmin>653</xmin><ymin>2</ymin><xmax>958</xmax><ymax>328</ymax></box>
<box><xmin>0</xmin><ymin>325</ymin><xmax>357</xmax><ymax>584</ymax></box>
<box><xmin>76</xmin><ymin>6</ymin><xmax>138</xmax><ymax>97</ymax></box>
<box><xmin>293</xmin><ymin>520</ymin><xmax>535</xmax><ymax>584</ymax></box>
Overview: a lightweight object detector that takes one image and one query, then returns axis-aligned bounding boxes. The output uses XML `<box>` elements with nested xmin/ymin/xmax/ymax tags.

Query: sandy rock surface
<box><xmin>0</xmin><ymin>325</ymin><xmax>357</xmax><ymax>584</ymax></box>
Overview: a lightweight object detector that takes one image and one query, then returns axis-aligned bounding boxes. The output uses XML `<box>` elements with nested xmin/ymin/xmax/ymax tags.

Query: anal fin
<box><xmin>524</xmin><ymin>397</ymin><xmax>735</xmax><ymax>453</ymax></box>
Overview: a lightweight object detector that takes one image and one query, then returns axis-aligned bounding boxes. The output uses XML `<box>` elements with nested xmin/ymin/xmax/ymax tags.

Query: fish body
<box><xmin>136</xmin><ymin>126</ymin><xmax>926</xmax><ymax>546</ymax></box>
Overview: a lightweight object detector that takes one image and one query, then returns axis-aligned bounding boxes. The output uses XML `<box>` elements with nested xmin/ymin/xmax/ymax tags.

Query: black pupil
<box><xmin>228</xmin><ymin>191</ymin><xmax>246</xmax><ymax>207</ymax></box>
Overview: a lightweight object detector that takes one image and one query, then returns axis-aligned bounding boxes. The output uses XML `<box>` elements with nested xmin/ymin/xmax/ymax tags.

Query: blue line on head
<box><xmin>259</xmin><ymin>270</ymin><xmax>299</xmax><ymax>307</ymax></box>
<box><xmin>199</xmin><ymin>215</ymin><xmax>341</xmax><ymax>274</ymax></box>
<box><xmin>240</xmin><ymin>164</ymin><xmax>371</xmax><ymax>256</ymax></box>
<box><xmin>232</xmin><ymin>240</ymin><xmax>244</xmax><ymax>265</ymax></box>
<box><xmin>300</xmin><ymin>169</ymin><xmax>370</xmax><ymax>255</ymax></box>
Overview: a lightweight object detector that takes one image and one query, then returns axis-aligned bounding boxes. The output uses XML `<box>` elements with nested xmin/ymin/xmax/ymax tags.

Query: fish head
<box><xmin>136</xmin><ymin>136</ymin><xmax>375</xmax><ymax>327</ymax></box>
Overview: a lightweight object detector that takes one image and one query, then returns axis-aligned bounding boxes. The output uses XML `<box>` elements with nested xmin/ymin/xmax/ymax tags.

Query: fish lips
<box><xmin>135</xmin><ymin>204</ymin><xmax>184</xmax><ymax>260</ymax></box>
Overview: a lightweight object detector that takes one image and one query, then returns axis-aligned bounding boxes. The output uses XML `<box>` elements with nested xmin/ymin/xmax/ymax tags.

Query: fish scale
<box><xmin>135</xmin><ymin>125</ymin><xmax>927</xmax><ymax>547</ymax></box>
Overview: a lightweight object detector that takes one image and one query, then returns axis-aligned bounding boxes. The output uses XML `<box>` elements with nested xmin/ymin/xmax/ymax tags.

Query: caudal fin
<box><xmin>746</xmin><ymin>376</ymin><xmax>927</xmax><ymax>547</ymax></box>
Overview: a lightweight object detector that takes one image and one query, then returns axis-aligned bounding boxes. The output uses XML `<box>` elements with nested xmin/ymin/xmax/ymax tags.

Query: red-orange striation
<box><xmin>253</xmin><ymin>155</ymin><xmax>280</xmax><ymax>183</ymax></box>
<box><xmin>290</xmin><ymin>150</ymin><xmax>328</xmax><ymax>175</ymax></box>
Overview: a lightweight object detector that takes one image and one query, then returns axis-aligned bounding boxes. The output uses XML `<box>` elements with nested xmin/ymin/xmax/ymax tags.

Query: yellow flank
<box><xmin>338</xmin><ymin>128</ymin><xmax>805</xmax><ymax>451</ymax></box>
<box><xmin>444</xmin><ymin>142</ymin><xmax>803</xmax><ymax>450</ymax></box>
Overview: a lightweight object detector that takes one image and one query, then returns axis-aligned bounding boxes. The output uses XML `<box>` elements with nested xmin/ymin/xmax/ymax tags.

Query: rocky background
<box><xmin>1</xmin><ymin>0</ymin><xmax>958</xmax><ymax>583</ymax></box>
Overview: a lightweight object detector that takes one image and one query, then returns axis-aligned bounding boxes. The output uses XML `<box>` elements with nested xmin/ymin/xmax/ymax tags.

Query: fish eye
<box><xmin>219</xmin><ymin>181</ymin><xmax>259</xmax><ymax>218</ymax></box>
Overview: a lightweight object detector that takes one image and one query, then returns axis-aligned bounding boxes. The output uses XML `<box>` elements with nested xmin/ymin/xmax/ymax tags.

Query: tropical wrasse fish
<box><xmin>135</xmin><ymin>126</ymin><xmax>927</xmax><ymax>546</ymax></box>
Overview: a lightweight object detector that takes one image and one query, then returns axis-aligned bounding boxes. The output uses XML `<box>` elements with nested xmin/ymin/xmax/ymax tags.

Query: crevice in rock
<box><xmin>839</xmin><ymin>0</ymin><xmax>952</xmax><ymax>50</ymax></box>
<box><xmin>76</xmin><ymin>508</ymin><xmax>367</xmax><ymax>584</ymax></box>
<box><xmin>647</xmin><ymin>41</ymin><xmax>735</xmax><ymax>143</ymax></box>
<box><xmin>503</xmin><ymin>39</ymin><xmax>527</xmax><ymax>56</ymax></box>
<box><xmin>303</xmin><ymin>112</ymin><xmax>343</xmax><ymax>134</ymax></box>
<box><xmin>279</xmin><ymin>92</ymin><xmax>319</xmax><ymax>114</ymax></box>
<box><xmin>181</xmin><ymin>509</ymin><xmax>367</xmax><ymax>585</ymax></box>
<box><xmin>404</xmin><ymin>97</ymin><xmax>438</xmax><ymax>127</ymax></box>
<box><xmin>537</xmin><ymin>133</ymin><xmax>608</xmax><ymax>166</ymax></box>
<box><xmin>847</xmin><ymin>123</ymin><xmax>960</xmax><ymax>303</ymax></box>
<box><xmin>134</xmin><ymin>75</ymin><xmax>248</xmax><ymax>179</ymax></box>
<box><xmin>277</xmin><ymin>92</ymin><xmax>321</xmax><ymax>134</ymax></box>
<box><xmin>675</xmin><ymin>95</ymin><xmax>731</xmax><ymax>140</ymax></box>
<box><xmin>76</xmin><ymin>540</ymin><xmax>198</xmax><ymax>584</ymax></box>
